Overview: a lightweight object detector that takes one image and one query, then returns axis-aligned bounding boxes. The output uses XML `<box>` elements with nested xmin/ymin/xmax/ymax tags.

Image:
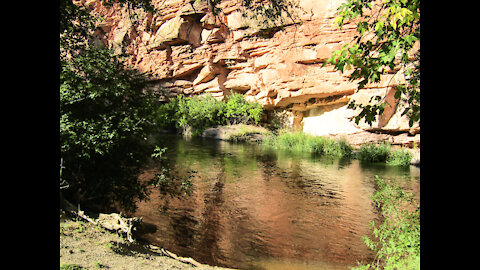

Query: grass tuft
<box><xmin>265</xmin><ymin>133</ymin><xmax>413</xmax><ymax>166</ymax></box>
<box><xmin>263</xmin><ymin>132</ymin><xmax>353</xmax><ymax>158</ymax></box>
<box><xmin>357</xmin><ymin>142</ymin><xmax>412</xmax><ymax>166</ymax></box>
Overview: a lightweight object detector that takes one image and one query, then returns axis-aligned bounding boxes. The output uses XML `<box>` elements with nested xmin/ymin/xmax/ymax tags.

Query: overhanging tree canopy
<box><xmin>326</xmin><ymin>0</ymin><xmax>420</xmax><ymax>127</ymax></box>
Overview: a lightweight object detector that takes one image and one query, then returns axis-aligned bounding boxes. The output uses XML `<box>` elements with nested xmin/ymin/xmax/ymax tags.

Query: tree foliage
<box><xmin>60</xmin><ymin>48</ymin><xmax>155</xmax><ymax>158</ymax></box>
<box><xmin>60</xmin><ymin>0</ymin><xmax>96</xmax><ymax>61</ymax></box>
<box><xmin>326</xmin><ymin>0</ymin><xmax>420</xmax><ymax>127</ymax></box>
<box><xmin>239</xmin><ymin>0</ymin><xmax>298</xmax><ymax>27</ymax></box>
<box><xmin>59</xmin><ymin>0</ymin><xmax>166</xmax><ymax>212</ymax></box>
<box><xmin>60</xmin><ymin>45</ymin><xmax>161</xmax><ymax>212</ymax></box>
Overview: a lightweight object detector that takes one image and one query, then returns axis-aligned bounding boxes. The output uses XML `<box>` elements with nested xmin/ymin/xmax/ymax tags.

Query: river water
<box><xmin>134</xmin><ymin>135</ymin><xmax>420</xmax><ymax>270</ymax></box>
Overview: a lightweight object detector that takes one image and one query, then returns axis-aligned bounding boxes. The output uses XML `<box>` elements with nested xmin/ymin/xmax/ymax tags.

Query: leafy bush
<box><xmin>328</xmin><ymin>138</ymin><xmax>354</xmax><ymax>158</ymax></box>
<box><xmin>224</xmin><ymin>92</ymin><xmax>263</xmax><ymax>125</ymax></box>
<box><xmin>176</xmin><ymin>94</ymin><xmax>227</xmax><ymax>136</ymax></box>
<box><xmin>353</xmin><ymin>176</ymin><xmax>420</xmax><ymax>270</ymax></box>
<box><xmin>156</xmin><ymin>93</ymin><xmax>263</xmax><ymax>136</ymax></box>
<box><xmin>154</xmin><ymin>97</ymin><xmax>179</xmax><ymax>131</ymax></box>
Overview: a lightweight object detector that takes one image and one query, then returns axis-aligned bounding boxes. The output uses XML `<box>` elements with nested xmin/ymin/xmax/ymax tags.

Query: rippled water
<box><xmin>134</xmin><ymin>135</ymin><xmax>420</xmax><ymax>269</ymax></box>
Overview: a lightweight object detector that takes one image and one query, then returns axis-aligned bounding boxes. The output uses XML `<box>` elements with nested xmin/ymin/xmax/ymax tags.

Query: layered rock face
<box><xmin>76</xmin><ymin>0</ymin><xmax>419</xmax><ymax>136</ymax></box>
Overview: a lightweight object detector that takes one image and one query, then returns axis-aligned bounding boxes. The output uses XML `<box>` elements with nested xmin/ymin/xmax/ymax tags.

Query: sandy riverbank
<box><xmin>60</xmin><ymin>211</ymin><xmax>234</xmax><ymax>270</ymax></box>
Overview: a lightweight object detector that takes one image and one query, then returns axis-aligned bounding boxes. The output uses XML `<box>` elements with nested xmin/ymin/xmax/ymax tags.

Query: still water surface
<box><xmin>134</xmin><ymin>135</ymin><xmax>420</xmax><ymax>270</ymax></box>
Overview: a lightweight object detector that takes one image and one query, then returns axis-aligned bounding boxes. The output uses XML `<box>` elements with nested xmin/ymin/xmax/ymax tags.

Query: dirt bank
<box><xmin>202</xmin><ymin>124</ymin><xmax>271</xmax><ymax>142</ymax></box>
<box><xmin>60</xmin><ymin>211</ymin><xmax>234</xmax><ymax>270</ymax></box>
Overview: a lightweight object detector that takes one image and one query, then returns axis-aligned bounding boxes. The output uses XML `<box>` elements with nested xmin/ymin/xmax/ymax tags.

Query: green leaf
<box><xmin>375</xmin><ymin>21</ymin><xmax>384</xmax><ymax>33</ymax></box>
<box><xmin>333</xmin><ymin>16</ymin><xmax>344</xmax><ymax>27</ymax></box>
<box><xmin>405</xmin><ymin>34</ymin><xmax>418</xmax><ymax>45</ymax></box>
<box><xmin>400</xmin><ymin>7</ymin><xmax>413</xmax><ymax>18</ymax></box>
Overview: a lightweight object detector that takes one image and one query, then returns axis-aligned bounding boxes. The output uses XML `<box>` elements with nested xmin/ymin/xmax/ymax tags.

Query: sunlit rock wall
<box><xmin>75</xmin><ymin>0</ymin><xmax>419</xmax><ymax>135</ymax></box>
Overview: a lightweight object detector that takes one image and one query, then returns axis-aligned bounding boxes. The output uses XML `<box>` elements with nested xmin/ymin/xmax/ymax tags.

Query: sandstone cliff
<box><xmin>75</xmin><ymin>0</ymin><xmax>419</xmax><ymax>137</ymax></box>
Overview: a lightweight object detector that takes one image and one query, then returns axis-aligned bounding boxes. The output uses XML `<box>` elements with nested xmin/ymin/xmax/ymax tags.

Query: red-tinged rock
<box><xmin>76</xmin><ymin>0</ymin><xmax>419</xmax><ymax>136</ymax></box>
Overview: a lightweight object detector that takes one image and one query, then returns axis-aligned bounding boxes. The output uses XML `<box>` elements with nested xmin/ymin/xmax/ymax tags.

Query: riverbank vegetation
<box><xmin>357</xmin><ymin>142</ymin><xmax>413</xmax><ymax>166</ymax></box>
<box><xmin>262</xmin><ymin>132</ymin><xmax>413</xmax><ymax>166</ymax></box>
<box><xmin>60</xmin><ymin>0</ymin><xmax>264</xmax><ymax>212</ymax></box>
<box><xmin>263</xmin><ymin>131</ymin><xmax>353</xmax><ymax>158</ymax></box>
<box><xmin>155</xmin><ymin>93</ymin><xmax>263</xmax><ymax>136</ymax></box>
<box><xmin>154</xmin><ymin>92</ymin><xmax>413</xmax><ymax>166</ymax></box>
<box><xmin>353</xmin><ymin>176</ymin><xmax>420</xmax><ymax>270</ymax></box>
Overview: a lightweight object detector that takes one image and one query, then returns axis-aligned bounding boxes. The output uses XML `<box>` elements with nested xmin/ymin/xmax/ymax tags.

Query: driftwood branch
<box><xmin>96</xmin><ymin>213</ymin><xmax>141</xmax><ymax>243</ymax></box>
<box><xmin>159</xmin><ymin>248</ymin><xmax>203</xmax><ymax>267</ymax></box>
<box><xmin>149</xmin><ymin>246</ymin><xmax>203</xmax><ymax>267</ymax></box>
<box><xmin>72</xmin><ymin>209</ymin><xmax>140</xmax><ymax>243</ymax></box>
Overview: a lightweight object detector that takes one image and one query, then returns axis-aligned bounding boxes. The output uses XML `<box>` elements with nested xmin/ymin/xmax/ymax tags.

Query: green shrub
<box><xmin>335</xmin><ymin>139</ymin><xmax>354</xmax><ymax>158</ymax></box>
<box><xmin>353</xmin><ymin>176</ymin><xmax>420</xmax><ymax>270</ymax></box>
<box><xmin>154</xmin><ymin>97</ymin><xmax>179</xmax><ymax>131</ymax></box>
<box><xmin>156</xmin><ymin>93</ymin><xmax>263</xmax><ymax>136</ymax></box>
<box><xmin>175</xmin><ymin>94</ymin><xmax>226</xmax><ymax>136</ymax></box>
<box><xmin>225</xmin><ymin>92</ymin><xmax>263</xmax><ymax>125</ymax></box>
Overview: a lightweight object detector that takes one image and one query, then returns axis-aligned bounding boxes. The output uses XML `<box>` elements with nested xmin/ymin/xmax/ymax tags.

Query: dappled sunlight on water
<box><xmin>134</xmin><ymin>135</ymin><xmax>420</xmax><ymax>269</ymax></box>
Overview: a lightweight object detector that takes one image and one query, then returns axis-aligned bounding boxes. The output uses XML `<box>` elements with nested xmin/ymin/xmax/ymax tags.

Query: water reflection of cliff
<box><xmin>134</xmin><ymin>136</ymin><xmax>419</xmax><ymax>269</ymax></box>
